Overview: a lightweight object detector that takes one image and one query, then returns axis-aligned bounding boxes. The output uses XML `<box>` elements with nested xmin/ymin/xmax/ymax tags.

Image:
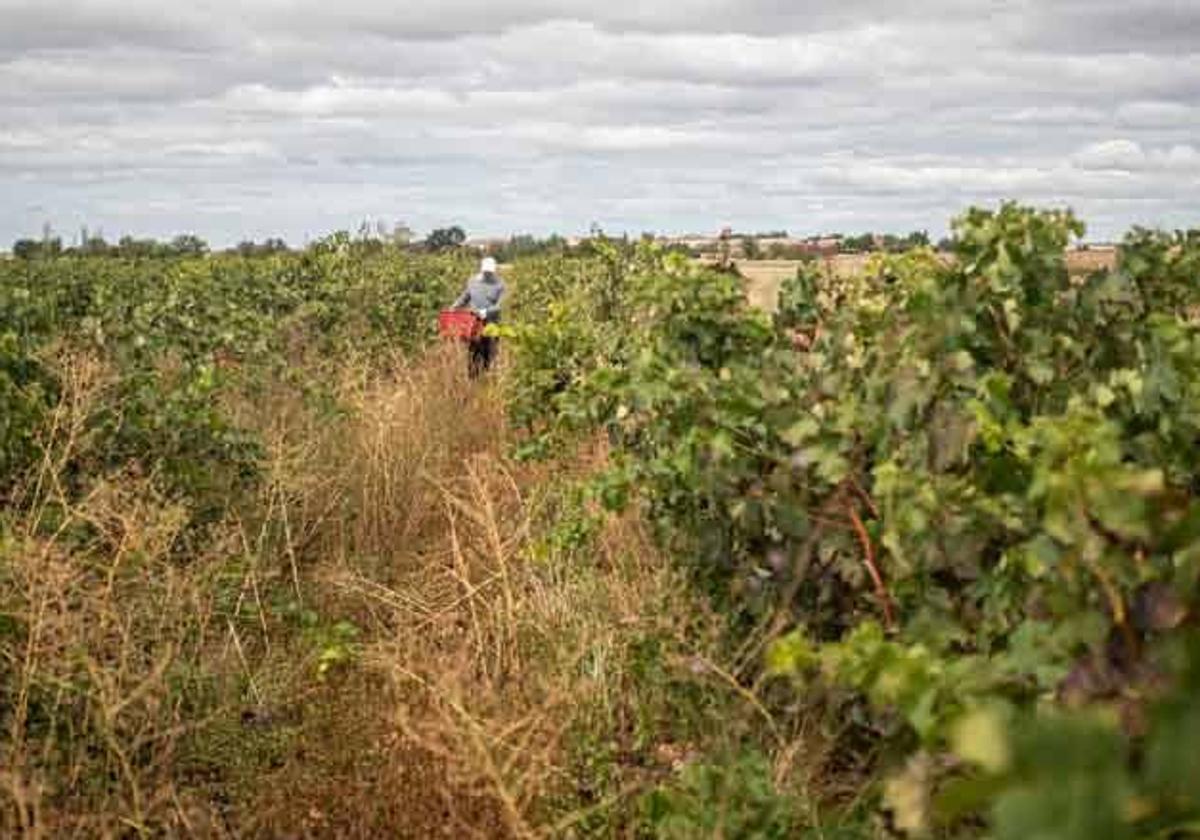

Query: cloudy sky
<box><xmin>2</xmin><ymin>0</ymin><xmax>1198</xmax><ymax>246</ymax></box>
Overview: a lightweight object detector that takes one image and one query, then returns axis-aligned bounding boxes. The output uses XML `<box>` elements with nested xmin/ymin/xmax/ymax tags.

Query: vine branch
<box><xmin>847</xmin><ymin>503</ymin><xmax>896</xmax><ymax>630</ymax></box>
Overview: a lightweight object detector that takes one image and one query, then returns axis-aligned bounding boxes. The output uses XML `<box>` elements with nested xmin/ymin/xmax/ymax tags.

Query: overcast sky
<box><xmin>2</xmin><ymin>0</ymin><xmax>1198</xmax><ymax>246</ymax></box>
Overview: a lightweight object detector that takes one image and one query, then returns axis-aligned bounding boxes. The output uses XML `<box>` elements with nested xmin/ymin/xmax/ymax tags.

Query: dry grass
<box><xmin>734</xmin><ymin>256</ymin><xmax>887</xmax><ymax>313</ymax></box>
<box><xmin>1</xmin><ymin>354</ymin><xmax>228</xmax><ymax>837</ymax></box>
<box><xmin>3</xmin><ymin>343</ymin><xmax>809</xmax><ymax>838</ymax></box>
<box><xmin>736</xmin><ymin>249</ymin><xmax>1119</xmax><ymax>313</ymax></box>
<box><xmin>247</xmin><ymin>348</ymin><xmax>728</xmax><ymax>837</ymax></box>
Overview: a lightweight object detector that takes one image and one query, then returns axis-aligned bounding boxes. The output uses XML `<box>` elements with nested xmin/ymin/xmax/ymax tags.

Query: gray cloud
<box><xmin>1</xmin><ymin>1</ymin><xmax>1198</xmax><ymax>245</ymax></box>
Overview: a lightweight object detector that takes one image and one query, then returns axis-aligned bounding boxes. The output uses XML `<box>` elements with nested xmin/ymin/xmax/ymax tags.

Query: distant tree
<box><xmin>170</xmin><ymin>234</ymin><xmax>209</xmax><ymax>256</ymax></box>
<box><xmin>12</xmin><ymin>239</ymin><xmax>40</xmax><ymax>259</ymax></box>
<box><xmin>79</xmin><ymin>236</ymin><xmax>111</xmax><ymax>256</ymax></box>
<box><xmin>489</xmin><ymin>234</ymin><xmax>573</xmax><ymax>263</ymax></box>
<box><xmin>741</xmin><ymin>230</ymin><xmax>788</xmax><ymax>239</ymax></box>
<box><xmin>742</xmin><ymin>237</ymin><xmax>762</xmax><ymax>260</ymax></box>
<box><xmin>882</xmin><ymin>230</ymin><xmax>931</xmax><ymax>253</ymax></box>
<box><xmin>425</xmin><ymin>226</ymin><xmax>466</xmax><ymax>251</ymax></box>
<box><xmin>12</xmin><ymin>237</ymin><xmax>63</xmax><ymax>259</ymax></box>
<box><xmin>229</xmin><ymin>237</ymin><xmax>289</xmax><ymax>257</ymax></box>
<box><xmin>116</xmin><ymin>235</ymin><xmax>163</xmax><ymax>258</ymax></box>
<box><xmin>841</xmin><ymin>233</ymin><xmax>876</xmax><ymax>253</ymax></box>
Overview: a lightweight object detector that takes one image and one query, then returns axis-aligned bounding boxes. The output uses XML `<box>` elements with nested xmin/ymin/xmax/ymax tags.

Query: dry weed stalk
<box><xmin>343</xmin><ymin>442</ymin><xmax>695</xmax><ymax>838</ymax></box>
<box><xmin>1</xmin><ymin>353</ymin><xmax>232</xmax><ymax>837</ymax></box>
<box><xmin>2</xmin><ymin>346</ymin><xmax>810</xmax><ymax>838</ymax></box>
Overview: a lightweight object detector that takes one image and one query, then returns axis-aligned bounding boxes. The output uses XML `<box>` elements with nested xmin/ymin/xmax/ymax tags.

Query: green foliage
<box><xmin>930</xmin><ymin>640</ymin><xmax>1200</xmax><ymax>839</ymax></box>
<box><xmin>0</xmin><ymin>332</ymin><xmax>54</xmax><ymax>482</ymax></box>
<box><xmin>775</xmin><ymin>260</ymin><xmax>822</xmax><ymax>330</ymax></box>
<box><xmin>644</xmin><ymin>751</ymin><xmax>802</xmax><ymax>839</ymax></box>
<box><xmin>293</xmin><ymin>609</ymin><xmax>362</xmax><ymax>679</ymax></box>
<box><xmin>7</xmin><ymin>204</ymin><xmax>1199</xmax><ymax>836</ymax></box>
<box><xmin>488</xmin><ymin>233</ymin><xmax>571</xmax><ymax>263</ymax></box>
<box><xmin>11</xmin><ymin>237</ymin><xmax>63</xmax><ymax>260</ymax></box>
<box><xmin>840</xmin><ymin>230</ymin><xmax>932</xmax><ymax>254</ymax></box>
<box><xmin>0</xmin><ymin>246</ymin><xmax>466</xmax><ymax>516</ymax></box>
<box><xmin>504</xmin><ymin>202</ymin><xmax>1200</xmax><ymax>836</ymax></box>
<box><xmin>502</xmin><ymin>244</ymin><xmax>634</xmax><ymax>457</ymax></box>
<box><xmin>425</xmin><ymin>225</ymin><xmax>467</xmax><ymax>251</ymax></box>
<box><xmin>525</xmin><ymin>480</ymin><xmax>604</xmax><ymax>565</ymax></box>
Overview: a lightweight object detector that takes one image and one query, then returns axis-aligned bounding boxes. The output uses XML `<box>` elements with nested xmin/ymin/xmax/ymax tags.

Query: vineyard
<box><xmin>2</xmin><ymin>205</ymin><xmax>1200</xmax><ymax>837</ymax></box>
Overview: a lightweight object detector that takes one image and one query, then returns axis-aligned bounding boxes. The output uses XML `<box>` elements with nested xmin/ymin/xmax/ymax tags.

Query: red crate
<box><xmin>438</xmin><ymin>309</ymin><xmax>484</xmax><ymax>340</ymax></box>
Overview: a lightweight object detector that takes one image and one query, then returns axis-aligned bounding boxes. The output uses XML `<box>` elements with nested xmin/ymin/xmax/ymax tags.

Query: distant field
<box><xmin>733</xmin><ymin>250</ymin><xmax>1119</xmax><ymax>312</ymax></box>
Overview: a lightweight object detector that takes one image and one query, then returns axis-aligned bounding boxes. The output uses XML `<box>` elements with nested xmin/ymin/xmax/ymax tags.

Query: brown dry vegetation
<box><xmin>2</xmin><ymin>345</ymin><xmax>836</xmax><ymax>838</ymax></box>
<box><xmin>735</xmin><ymin>249</ymin><xmax>1118</xmax><ymax>312</ymax></box>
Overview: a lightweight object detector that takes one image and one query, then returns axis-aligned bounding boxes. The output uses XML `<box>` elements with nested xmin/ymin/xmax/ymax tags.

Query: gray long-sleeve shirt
<box><xmin>453</xmin><ymin>272</ymin><xmax>505</xmax><ymax>323</ymax></box>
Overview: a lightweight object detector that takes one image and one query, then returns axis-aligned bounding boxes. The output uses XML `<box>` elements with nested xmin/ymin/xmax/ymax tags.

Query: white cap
<box><xmin>481</xmin><ymin>257</ymin><xmax>498</xmax><ymax>273</ymax></box>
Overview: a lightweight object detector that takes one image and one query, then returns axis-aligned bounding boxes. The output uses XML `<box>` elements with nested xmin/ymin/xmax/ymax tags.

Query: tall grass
<box><xmin>2</xmin><ymin>345</ymin><xmax>822</xmax><ymax>838</ymax></box>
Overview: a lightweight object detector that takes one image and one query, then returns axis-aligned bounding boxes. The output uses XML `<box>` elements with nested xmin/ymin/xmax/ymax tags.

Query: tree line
<box><xmin>9</xmin><ymin>225</ymin><xmax>944</xmax><ymax>262</ymax></box>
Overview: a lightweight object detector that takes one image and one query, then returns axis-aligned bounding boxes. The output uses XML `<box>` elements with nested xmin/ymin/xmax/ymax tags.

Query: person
<box><xmin>452</xmin><ymin>256</ymin><xmax>505</xmax><ymax>377</ymax></box>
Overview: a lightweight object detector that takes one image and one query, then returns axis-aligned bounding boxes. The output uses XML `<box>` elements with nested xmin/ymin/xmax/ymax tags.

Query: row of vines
<box><xmin>4</xmin><ymin>204</ymin><xmax>1198</xmax><ymax>836</ymax></box>
<box><xmin>0</xmin><ymin>236</ymin><xmax>474</xmax><ymax>833</ymax></box>
<box><xmin>502</xmin><ymin>205</ymin><xmax>1200</xmax><ymax>838</ymax></box>
<box><xmin>1</xmin><ymin>234</ymin><xmax>468</xmax><ymax>515</ymax></box>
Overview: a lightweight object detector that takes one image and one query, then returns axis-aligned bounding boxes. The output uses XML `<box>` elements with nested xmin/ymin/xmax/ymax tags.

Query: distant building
<box><xmin>647</xmin><ymin>229</ymin><xmax>848</xmax><ymax>259</ymax></box>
